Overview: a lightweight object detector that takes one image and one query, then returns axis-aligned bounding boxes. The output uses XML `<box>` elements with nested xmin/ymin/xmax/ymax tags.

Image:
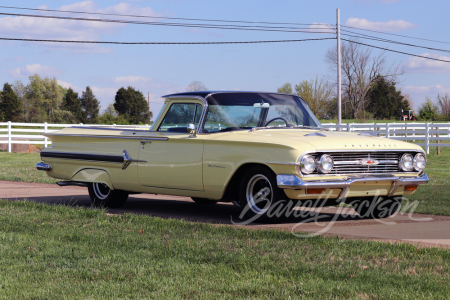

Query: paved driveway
<box><xmin>1</xmin><ymin>180</ymin><xmax>449</xmax><ymax>248</ymax></box>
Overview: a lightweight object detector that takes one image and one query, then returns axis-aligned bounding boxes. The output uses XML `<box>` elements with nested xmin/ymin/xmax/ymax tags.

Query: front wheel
<box><xmin>350</xmin><ymin>196</ymin><xmax>402</xmax><ymax>219</ymax></box>
<box><xmin>88</xmin><ymin>183</ymin><xmax>129</xmax><ymax>208</ymax></box>
<box><xmin>237</xmin><ymin>166</ymin><xmax>292</xmax><ymax>223</ymax></box>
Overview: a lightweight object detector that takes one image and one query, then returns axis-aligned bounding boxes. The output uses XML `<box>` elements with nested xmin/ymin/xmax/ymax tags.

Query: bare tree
<box><xmin>326</xmin><ymin>40</ymin><xmax>404</xmax><ymax>118</ymax></box>
<box><xmin>186</xmin><ymin>81</ymin><xmax>208</xmax><ymax>92</ymax></box>
<box><xmin>437</xmin><ymin>93</ymin><xmax>450</xmax><ymax>116</ymax></box>
<box><xmin>402</xmin><ymin>93</ymin><xmax>414</xmax><ymax>110</ymax></box>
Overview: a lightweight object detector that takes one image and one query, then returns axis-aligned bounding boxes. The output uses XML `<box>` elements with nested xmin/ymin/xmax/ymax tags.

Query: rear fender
<box><xmin>71</xmin><ymin>169</ymin><xmax>114</xmax><ymax>190</ymax></box>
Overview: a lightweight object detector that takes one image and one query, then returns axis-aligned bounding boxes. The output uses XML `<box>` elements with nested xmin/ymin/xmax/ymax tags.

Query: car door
<box><xmin>137</xmin><ymin>102</ymin><xmax>204</xmax><ymax>191</ymax></box>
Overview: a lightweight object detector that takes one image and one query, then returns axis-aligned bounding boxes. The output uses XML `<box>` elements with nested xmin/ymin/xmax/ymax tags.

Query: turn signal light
<box><xmin>306</xmin><ymin>188</ymin><xmax>325</xmax><ymax>194</ymax></box>
<box><xmin>404</xmin><ymin>185</ymin><xmax>418</xmax><ymax>191</ymax></box>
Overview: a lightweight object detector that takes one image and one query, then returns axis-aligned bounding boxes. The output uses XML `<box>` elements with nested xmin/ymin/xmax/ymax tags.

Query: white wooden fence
<box><xmin>0</xmin><ymin>121</ymin><xmax>150</xmax><ymax>153</ymax></box>
<box><xmin>1</xmin><ymin>121</ymin><xmax>449</xmax><ymax>154</ymax></box>
<box><xmin>322</xmin><ymin>122</ymin><xmax>450</xmax><ymax>154</ymax></box>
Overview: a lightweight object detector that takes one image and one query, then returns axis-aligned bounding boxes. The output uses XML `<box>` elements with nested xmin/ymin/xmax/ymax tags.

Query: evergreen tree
<box><xmin>114</xmin><ymin>86</ymin><xmax>151</xmax><ymax>124</ymax></box>
<box><xmin>366</xmin><ymin>76</ymin><xmax>410</xmax><ymax>119</ymax></box>
<box><xmin>0</xmin><ymin>83</ymin><xmax>22</xmax><ymax>121</ymax></box>
<box><xmin>61</xmin><ymin>88</ymin><xmax>82</xmax><ymax>122</ymax></box>
<box><xmin>418</xmin><ymin>97</ymin><xmax>438</xmax><ymax>121</ymax></box>
<box><xmin>80</xmin><ymin>86</ymin><xmax>100</xmax><ymax>124</ymax></box>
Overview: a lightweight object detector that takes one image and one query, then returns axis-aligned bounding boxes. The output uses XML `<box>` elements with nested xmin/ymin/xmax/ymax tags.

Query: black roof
<box><xmin>162</xmin><ymin>91</ymin><xmax>292</xmax><ymax>98</ymax></box>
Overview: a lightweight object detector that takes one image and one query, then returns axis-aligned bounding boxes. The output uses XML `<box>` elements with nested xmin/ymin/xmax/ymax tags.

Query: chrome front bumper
<box><xmin>277</xmin><ymin>172</ymin><xmax>429</xmax><ymax>200</ymax></box>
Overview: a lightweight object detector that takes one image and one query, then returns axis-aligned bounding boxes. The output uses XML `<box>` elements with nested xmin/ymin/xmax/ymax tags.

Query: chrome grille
<box><xmin>312</xmin><ymin>152</ymin><xmax>405</xmax><ymax>175</ymax></box>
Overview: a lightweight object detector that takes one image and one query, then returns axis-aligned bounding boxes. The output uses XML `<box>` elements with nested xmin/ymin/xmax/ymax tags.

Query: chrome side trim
<box><xmin>40</xmin><ymin>151</ymin><xmax>147</xmax><ymax>170</ymax></box>
<box><xmin>277</xmin><ymin>172</ymin><xmax>429</xmax><ymax>199</ymax></box>
<box><xmin>42</xmin><ymin>134</ymin><xmax>169</xmax><ymax>141</ymax></box>
<box><xmin>35</xmin><ymin>162</ymin><xmax>51</xmax><ymax>171</ymax></box>
<box><xmin>267</xmin><ymin>162</ymin><xmax>300</xmax><ymax>166</ymax></box>
<box><xmin>69</xmin><ymin>126</ymin><xmax>139</xmax><ymax>131</ymax></box>
<box><xmin>122</xmin><ymin>150</ymin><xmax>146</xmax><ymax>170</ymax></box>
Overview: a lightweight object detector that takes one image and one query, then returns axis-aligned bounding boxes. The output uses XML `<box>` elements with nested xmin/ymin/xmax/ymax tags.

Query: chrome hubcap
<box><xmin>246</xmin><ymin>174</ymin><xmax>273</xmax><ymax>214</ymax></box>
<box><xmin>93</xmin><ymin>183</ymin><xmax>110</xmax><ymax>200</ymax></box>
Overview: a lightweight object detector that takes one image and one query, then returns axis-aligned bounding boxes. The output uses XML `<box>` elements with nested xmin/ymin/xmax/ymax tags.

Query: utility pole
<box><xmin>337</xmin><ymin>8</ymin><xmax>342</xmax><ymax>129</ymax></box>
<box><xmin>148</xmin><ymin>92</ymin><xmax>150</xmax><ymax>112</ymax></box>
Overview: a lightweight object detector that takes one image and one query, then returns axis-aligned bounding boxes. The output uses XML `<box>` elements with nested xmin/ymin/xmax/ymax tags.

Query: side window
<box><xmin>158</xmin><ymin>103</ymin><xmax>202</xmax><ymax>132</ymax></box>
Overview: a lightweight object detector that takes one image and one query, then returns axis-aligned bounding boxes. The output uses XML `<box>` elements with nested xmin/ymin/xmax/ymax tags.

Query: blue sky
<box><xmin>1</xmin><ymin>0</ymin><xmax>449</xmax><ymax>119</ymax></box>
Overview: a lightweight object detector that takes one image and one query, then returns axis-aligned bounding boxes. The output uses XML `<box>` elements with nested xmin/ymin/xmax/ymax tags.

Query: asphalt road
<box><xmin>1</xmin><ymin>180</ymin><xmax>449</xmax><ymax>248</ymax></box>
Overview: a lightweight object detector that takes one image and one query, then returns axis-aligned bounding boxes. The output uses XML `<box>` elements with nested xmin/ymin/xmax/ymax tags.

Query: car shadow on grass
<box><xmin>10</xmin><ymin>193</ymin><xmax>364</xmax><ymax>225</ymax></box>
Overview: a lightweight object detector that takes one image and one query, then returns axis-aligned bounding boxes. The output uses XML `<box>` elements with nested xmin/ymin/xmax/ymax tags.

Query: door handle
<box><xmin>140</xmin><ymin>140</ymin><xmax>151</xmax><ymax>149</ymax></box>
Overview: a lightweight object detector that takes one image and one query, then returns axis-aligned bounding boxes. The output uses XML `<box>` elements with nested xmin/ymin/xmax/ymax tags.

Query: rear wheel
<box><xmin>350</xmin><ymin>196</ymin><xmax>402</xmax><ymax>219</ymax></box>
<box><xmin>88</xmin><ymin>183</ymin><xmax>129</xmax><ymax>208</ymax></box>
<box><xmin>237</xmin><ymin>166</ymin><xmax>292</xmax><ymax>223</ymax></box>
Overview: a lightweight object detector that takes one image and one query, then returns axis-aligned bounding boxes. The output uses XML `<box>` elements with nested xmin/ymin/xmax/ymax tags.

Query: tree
<box><xmin>61</xmin><ymin>88</ymin><xmax>82</xmax><ymax>122</ymax></box>
<box><xmin>418</xmin><ymin>97</ymin><xmax>438</xmax><ymax>121</ymax></box>
<box><xmin>114</xmin><ymin>86</ymin><xmax>150</xmax><ymax>124</ymax></box>
<box><xmin>294</xmin><ymin>78</ymin><xmax>335</xmax><ymax>119</ymax></box>
<box><xmin>277</xmin><ymin>78</ymin><xmax>335</xmax><ymax>119</ymax></box>
<box><xmin>436</xmin><ymin>93</ymin><xmax>450</xmax><ymax>117</ymax></box>
<box><xmin>277</xmin><ymin>83</ymin><xmax>293</xmax><ymax>94</ymax></box>
<box><xmin>366</xmin><ymin>76</ymin><xmax>410</xmax><ymax>119</ymax></box>
<box><xmin>12</xmin><ymin>80</ymin><xmax>26</xmax><ymax>120</ymax></box>
<box><xmin>51</xmin><ymin>109</ymin><xmax>77</xmax><ymax>124</ymax></box>
<box><xmin>24</xmin><ymin>74</ymin><xmax>66</xmax><ymax>122</ymax></box>
<box><xmin>0</xmin><ymin>83</ymin><xmax>22</xmax><ymax>121</ymax></box>
<box><xmin>80</xmin><ymin>86</ymin><xmax>100</xmax><ymax>124</ymax></box>
<box><xmin>186</xmin><ymin>81</ymin><xmax>208</xmax><ymax>92</ymax></box>
<box><xmin>325</xmin><ymin>40</ymin><xmax>404</xmax><ymax>118</ymax></box>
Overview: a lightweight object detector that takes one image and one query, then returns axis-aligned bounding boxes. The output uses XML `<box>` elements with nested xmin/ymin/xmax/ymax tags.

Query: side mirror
<box><xmin>187</xmin><ymin>123</ymin><xmax>197</xmax><ymax>137</ymax></box>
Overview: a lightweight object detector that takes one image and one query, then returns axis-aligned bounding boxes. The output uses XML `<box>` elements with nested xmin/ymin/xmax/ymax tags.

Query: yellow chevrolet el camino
<box><xmin>36</xmin><ymin>91</ymin><xmax>428</xmax><ymax>220</ymax></box>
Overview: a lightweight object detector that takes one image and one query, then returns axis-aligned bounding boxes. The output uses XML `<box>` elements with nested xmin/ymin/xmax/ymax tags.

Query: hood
<box><xmin>228</xmin><ymin>129</ymin><xmax>422</xmax><ymax>152</ymax></box>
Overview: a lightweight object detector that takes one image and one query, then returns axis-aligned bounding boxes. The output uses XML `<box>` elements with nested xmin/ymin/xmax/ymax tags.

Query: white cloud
<box><xmin>306</xmin><ymin>23</ymin><xmax>335</xmax><ymax>34</ymax></box>
<box><xmin>404</xmin><ymin>53</ymin><xmax>450</xmax><ymax>73</ymax></box>
<box><xmin>345</xmin><ymin>18</ymin><xmax>416</xmax><ymax>31</ymax></box>
<box><xmin>9</xmin><ymin>64</ymin><xmax>63</xmax><ymax>78</ymax></box>
<box><xmin>403</xmin><ymin>85</ymin><xmax>450</xmax><ymax>96</ymax></box>
<box><xmin>0</xmin><ymin>1</ymin><xmax>164</xmax><ymax>53</ymax></box>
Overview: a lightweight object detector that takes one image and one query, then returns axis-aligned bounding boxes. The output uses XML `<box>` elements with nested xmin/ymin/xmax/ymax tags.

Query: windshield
<box><xmin>203</xmin><ymin>93</ymin><xmax>322</xmax><ymax>132</ymax></box>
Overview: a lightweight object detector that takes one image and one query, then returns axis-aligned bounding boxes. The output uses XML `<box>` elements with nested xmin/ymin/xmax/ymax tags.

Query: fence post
<box><xmin>425</xmin><ymin>122</ymin><xmax>430</xmax><ymax>154</ymax></box>
<box><xmin>412</xmin><ymin>122</ymin><xmax>415</xmax><ymax>142</ymax></box>
<box><xmin>437</xmin><ymin>126</ymin><xmax>440</xmax><ymax>155</ymax></box>
<box><xmin>44</xmin><ymin>122</ymin><xmax>48</xmax><ymax>148</ymax></box>
<box><xmin>347</xmin><ymin>123</ymin><xmax>351</xmax><ymax>132</ymax></box>
<box><xmin>385</xmin><ymin>123</ymin><xmax>389</xmax><ymax>139</ymax></box>
<box><xmin>7</xmin><ymin>121</ymin><xmax>11</xmax><ymax>153</ymax></box>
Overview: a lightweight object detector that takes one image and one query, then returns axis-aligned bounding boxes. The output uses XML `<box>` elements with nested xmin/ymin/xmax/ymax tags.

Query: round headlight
<box><xmin>318</xmin><ymin>154</ymin><xmax>334</xmax><ymax>174</ymax></box>
<box><xmin>413</xmin><ymin>153</ymin><xmax>426</xmax><ymax>171</ymax></box>
<box><xmin>399</xmin><ymin>153</ymin><xmax>414</xmax><ymax>171</ymax></box>
<box><xmin>300</xmin><ymin>155</ymin><xmax>316</xmax><ymax>174</ymax></box>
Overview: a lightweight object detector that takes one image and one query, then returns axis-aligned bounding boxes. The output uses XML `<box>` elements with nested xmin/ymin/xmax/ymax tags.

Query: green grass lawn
<box><xmin>0</xmin><ymin>152</ymin><xmax>57</xmax><ymax>184</ymax></box>
<box><xmin>0</xmin><ymin>199</ymin><xmax>449</xmax><ymax>299</ymax></box>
